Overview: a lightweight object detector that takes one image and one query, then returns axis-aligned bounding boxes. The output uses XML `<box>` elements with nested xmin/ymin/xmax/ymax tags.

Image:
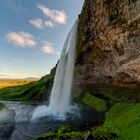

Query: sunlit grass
<box><xmin>104</xmin><ymin>102</ymin><xmax>140</xmax><ymax>140</ymax></box>
<box><xmin>0</xmin><ymin>80</ymin><xmax>35</xmax><ymax>89</ymax></box>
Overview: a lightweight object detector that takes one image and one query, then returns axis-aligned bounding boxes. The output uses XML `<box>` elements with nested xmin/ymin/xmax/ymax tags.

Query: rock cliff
<box><xmin>75</xmin><ymin>0</ymin><xmax>140</xmax><ymax>101</ymax></box>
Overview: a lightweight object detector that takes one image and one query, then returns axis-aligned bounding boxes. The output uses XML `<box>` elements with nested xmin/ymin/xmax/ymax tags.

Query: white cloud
<box><xmin>44</xmin><ymin>20</ymin><xmax>54</xmax><ymax>28</ymax></box>
<box><xmin>41</xmin><ymin>42</ymin><xmax>55</xmax><ymax>54</ymax></box>
<box><xmin>37</xmin><ymin>4</ymin><xmax>68</xmax><ymax>25</ymax></box>
<box><xmin>30</xmin><ymin>18</ymin><xmax>54</xmax><ymax>29</ymax></box>
<box><xmin>6</xmin><ymin>31</ymin><xmax>36</xmax><ymax>48</ymax></box>
<box><xmin>29</xmin><ymin>18</ymin><xmax>43</xmax><ymax>29</ymax></box>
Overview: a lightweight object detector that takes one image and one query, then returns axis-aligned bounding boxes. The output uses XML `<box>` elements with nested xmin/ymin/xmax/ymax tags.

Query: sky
<box><xmin>0</xmin><ymin>0</ymin><xmax>84</xmax><ymax>79</ymax></box>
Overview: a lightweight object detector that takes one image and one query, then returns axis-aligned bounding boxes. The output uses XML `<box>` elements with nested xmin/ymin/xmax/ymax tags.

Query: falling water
<box><xmin>32</xmin><ymin>21</ymin><xmax>77</xmax><ymax>120</ymax></box>
<box><xmin>48</xmin><ymin>21</ymin><xmax>77</xmax><ymax>117</ymax></box>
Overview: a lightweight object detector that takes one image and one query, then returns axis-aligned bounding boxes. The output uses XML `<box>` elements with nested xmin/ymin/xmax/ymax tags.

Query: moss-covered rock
<box><xmin>81</xmin><ymin>92</ymin><xmax>107</xmax><ymax>112</ymax></box>
<box><xmin>33</xmin><ymin>125</ymin><xmax>119</xmax><ymax>140</ymax></box>
<box><xmin>33</xmin><ymin>125</ymin><xmax>85</xmax><ymax>140</ymax></box>
<box><xmin>91</xmin><ymin>126</ymin><xmax>118</xmax><ymax>140</ymax></box>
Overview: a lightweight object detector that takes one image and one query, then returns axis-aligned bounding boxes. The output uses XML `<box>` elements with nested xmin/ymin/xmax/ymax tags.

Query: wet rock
<box><xmin>0</xmin><ymin>122</ymin><xmax>15</xmax><ymax>140</ymax></box>
<box><xmin>0</xmin><ymin>107</ymin><xmax>15</xmax><ymax>140</ymax></box>
<box><xmin>11</xmin><ymin>129</ymin><xmax>32</xmax><ymax>140</ymax></box>
<box><xmin>85</xmin><ymin>132</ymin><xmax>94</xmax><ymax>140</ymax></box>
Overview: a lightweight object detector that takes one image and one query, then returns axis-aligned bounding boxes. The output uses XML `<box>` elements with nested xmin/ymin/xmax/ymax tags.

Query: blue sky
<box><xmin>0</xmin><ymin>0</ymin><xmax>84</xmax><ymax>79</ymax></box>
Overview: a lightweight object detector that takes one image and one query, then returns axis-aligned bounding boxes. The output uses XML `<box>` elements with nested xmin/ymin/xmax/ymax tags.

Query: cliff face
<box><xmin>75</xmin><ymin>0</ymin><xmax>140</xmax><ymax>100</ymax></box>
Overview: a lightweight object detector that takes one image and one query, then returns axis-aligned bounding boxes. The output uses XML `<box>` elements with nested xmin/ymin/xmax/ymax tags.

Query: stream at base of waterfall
<box><xmin>0</xmin><ymin>100</ymin><xmax>99</xmax><ymax>140</ymax></box>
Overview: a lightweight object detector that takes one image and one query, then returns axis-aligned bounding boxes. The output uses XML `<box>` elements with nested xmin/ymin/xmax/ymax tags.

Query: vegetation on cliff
<box><xmin>81</xmin><ymin>92</ymin><xmax>107</xmax><ymax>112</ymax></box>
<box><xmin>0</xmin><ymin>66</ymin><xmax>56</xmax><ymax>101</ymax></box>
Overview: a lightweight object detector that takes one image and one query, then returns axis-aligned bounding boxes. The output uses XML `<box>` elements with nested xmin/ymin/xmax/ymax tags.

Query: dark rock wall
<box><xmin>74</xmin><ymin>0</ymin><xmax>140</xmax><ymax>100</ymax></box>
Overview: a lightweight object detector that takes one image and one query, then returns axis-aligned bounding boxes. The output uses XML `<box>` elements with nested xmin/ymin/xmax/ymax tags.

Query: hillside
<box><xmin>0</xmin><ymin>66</ymin><xmax>56</xmax><ymax>101</ymax></box>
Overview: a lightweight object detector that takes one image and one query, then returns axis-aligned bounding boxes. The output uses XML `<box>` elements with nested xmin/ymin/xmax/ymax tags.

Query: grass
<box><xmin>103</xmin><ymin>102</ymin><xmax>140</xmax><ymax>140</ymax></box>
<box><xmin>0</xmin><ymin>74</ymin><xmax>54</xmax><ymax>101</ymax></box>
<box><xmin>0</xmin><ymin>79</ymin><xmax>34</xmax><ymax>89</ymax></box>
<box><xmin>0</xmin><ymin>81</ymin><xmax>47</xmax><ymax>101</ymax></box>
<box><xmin>0</xmin><ymin>65</ymin><xmax>56</xmax><ymax>101</ymax></box>
<box><xmin>81</xmin><ymin>92</ymin><xmax>107</xmax><ymax>112</ymax></box>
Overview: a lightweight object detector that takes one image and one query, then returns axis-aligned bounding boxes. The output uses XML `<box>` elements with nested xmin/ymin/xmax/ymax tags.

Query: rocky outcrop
<box><xmin>75</xmin><ymin>0</ymin><xmax>140</xmax><ymax>101</ymax></box>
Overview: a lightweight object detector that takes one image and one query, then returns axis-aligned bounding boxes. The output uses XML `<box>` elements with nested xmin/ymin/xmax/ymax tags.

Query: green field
<box><xmin>0</xmin><ymin>79</ymin><xmax>36</xmax><ymax>89</ymax></box>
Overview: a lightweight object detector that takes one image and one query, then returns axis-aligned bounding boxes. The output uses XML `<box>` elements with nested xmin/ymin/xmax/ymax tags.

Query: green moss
<box><xmin>81</xmin><ymin>92</ymin><xmax>107</xmax><ymax>112</ymax></box>
<box><xmin>103</xmin><ymin>102</ymin><xmax>140</xmax><ymax>140</ymax></box>
<box><xmin>58</xmin><ymin>125</ymin><xmax>75</xmax><ymax>133</ymax></box>
<box><xmin>92</xmin><ymin>127</ymin><xmax>118</xmax><ymax>140</ymax></box>
<box><xmin>0</xmin><ymin>103</ymin><xmax>5</xmax><ymax>110</ymax></box>
<box><xmin>33</xmin><ymin>125</ymin><xmax>85</xmax><ymax>140</ymax></box>
<box><xmin>55</xmin><ymin>131</ymin><xmax>84</xmax><ymax>140</ymax></box>
<box><xmin>32</xmin><ymin>132</ymin><xmax>57</xmax><ymax>140</ymax></box>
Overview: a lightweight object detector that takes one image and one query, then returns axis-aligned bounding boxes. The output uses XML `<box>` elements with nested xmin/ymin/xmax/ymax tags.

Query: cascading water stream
<box><xmin>48</xmin><ymin>21</ymin><xmax>77</xmax><ymax>117</ymax></box>
<box><xmin>32</xmin><ymin>21</ymin><xmax>78</xmax><ymax>120</ymax></box>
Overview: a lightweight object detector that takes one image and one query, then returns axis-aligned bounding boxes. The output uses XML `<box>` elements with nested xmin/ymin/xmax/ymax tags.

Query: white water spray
<box><xmin>48</xmin><ymin>21</ymin><xmax>77</xmax><ymax>117</ymax></box>
<box><xmin>32</xmin><ymin>21</ymin><xmax>77</xmax><ymax>120</ymax></box>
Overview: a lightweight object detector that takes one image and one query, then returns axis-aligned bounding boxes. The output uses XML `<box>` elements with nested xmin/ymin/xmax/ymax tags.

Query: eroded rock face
<box><xmin>75</xmin><ymin>0</ymin><xmax>140</xmax><ymax>100</ymax></box>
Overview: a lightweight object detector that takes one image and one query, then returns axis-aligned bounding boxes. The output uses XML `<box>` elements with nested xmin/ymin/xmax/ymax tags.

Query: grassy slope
<box><xmin>0</xmin><ymin>80</ymin><xmax>34</xmax><ymax>89</ymax></box>
<box><xmin>104</xmin><ymin>102</ymin><xmax>140</xmax><ymax>140</ymax></box>
<box><xmin>0</xmin><ymin>72</ymin><xmax>55</xmax><ymax>101</ymax></box>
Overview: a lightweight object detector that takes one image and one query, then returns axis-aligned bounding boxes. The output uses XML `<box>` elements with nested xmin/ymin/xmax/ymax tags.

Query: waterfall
<box><xmin>48</xmin><ymin>21</ymin><xmax>77</xmax><ymax>117</ymax></box>
<box><xmin>31</xmin><ymin>21</ymin><xmax>77</xmax><ymax>120</ymax></box>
